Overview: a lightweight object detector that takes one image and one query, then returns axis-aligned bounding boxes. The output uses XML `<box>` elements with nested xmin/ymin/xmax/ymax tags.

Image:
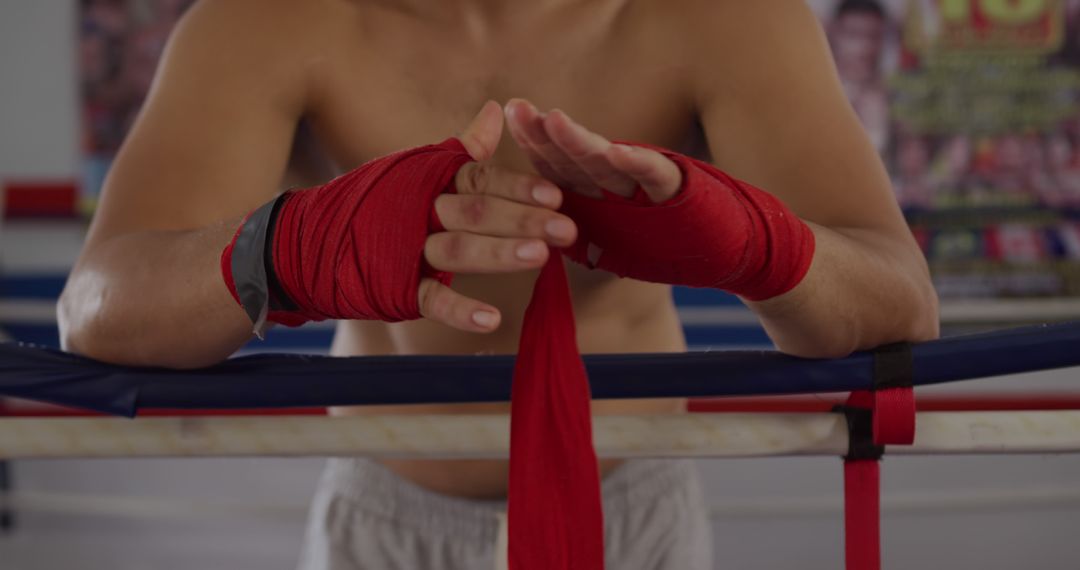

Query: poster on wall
<box><xmin>77</xmin><ymin>0</ymin><xmax>1080</xmax><ymax>304</ymax></box>
<box><xmin>810</xmin><ymin>0</ymin><xmax>1080</xmax><ymax>301</ymax></box>
<box><xmin>79</xmin><ymin>0</ymin><xmax>193</xmax><ymax>211</ymax></box>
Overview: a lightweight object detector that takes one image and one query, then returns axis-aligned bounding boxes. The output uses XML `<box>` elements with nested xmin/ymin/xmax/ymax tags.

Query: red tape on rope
<box><xmin>842</xmin><ymin>386</ymin><xmax>915</xmax><ymax>570</ymax></box>
<box><xmin>873</xmin><ymin>388</ymin><xmax>916</xmax><ymax>446</ymax></box>
<box><xmin>844</xmin><ymin>458</ymin><xmax>881</xmax><ymax>570</ymax></box>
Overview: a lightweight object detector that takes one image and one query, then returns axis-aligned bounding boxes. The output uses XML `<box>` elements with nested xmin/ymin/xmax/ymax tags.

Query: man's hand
<box><xmin>502</xmin><ymin>101</ymin><xmax>815</xmax><ymax>305</ymax></box>
<box><xmin>419</xmin><ymin>101</ymin><xmax>578</xmax><ymax>332</ymax></box>
<box><xmin>504</xmin><ymin>98</ymin><xmax>683</xmax><ymax>203</ymax></box>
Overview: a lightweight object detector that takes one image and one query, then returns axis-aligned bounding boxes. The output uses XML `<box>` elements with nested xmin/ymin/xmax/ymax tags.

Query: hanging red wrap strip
<box><xmin>222</xmin><ymin>136</ymin><xmax>819</xmax><ymax>570</ymax></box>
<box><xmin>222</xmin><ymin>138</ymin><xmax>608</xmax><ymax>569</ymax></box>
<box><xmin>509</xmin><ymin>254</ymin><xmax>605</xmax><ymax>570</ymax></box>
<box><xmin>844</xmin><ymin>458</ymin><xmax>881</xmax><ymax>570</ymax></box>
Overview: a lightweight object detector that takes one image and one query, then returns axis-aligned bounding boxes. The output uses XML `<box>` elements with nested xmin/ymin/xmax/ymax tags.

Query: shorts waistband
<box><xmin>319</xmin><ymin>457</ymin><xmax>697</xmax><ymax>539</ymax></box>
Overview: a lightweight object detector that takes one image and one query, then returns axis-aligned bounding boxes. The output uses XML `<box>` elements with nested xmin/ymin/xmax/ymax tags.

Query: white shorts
<box><xmin>297</xmin><ymin>458</ymin><xmax>712</xmax><ymax>570</ymax></box>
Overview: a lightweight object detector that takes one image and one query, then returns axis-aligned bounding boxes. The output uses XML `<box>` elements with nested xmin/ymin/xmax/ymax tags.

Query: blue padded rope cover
<box><xmin>1</xmin><ymin>322</ymin><xmax>1079</xmax><ymax>417</ymax></box>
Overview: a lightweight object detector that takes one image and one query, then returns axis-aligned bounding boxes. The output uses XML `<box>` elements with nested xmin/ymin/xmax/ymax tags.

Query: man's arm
<box><xmin>61</xmin><ymin>1</ymin><xmax>576</xmax><ymax>368</ymax></box>
<box><xmin>687</xmin><ymin>0</ymin><xmax>938</xmax><ymax>357</ymax></box>
<box><xmin>503</xmin><ymin>0</ymin><xmax>937</xmax><ymax>358</ymax></box>
<box><xmin>59</xmin><ymin>0</ymin><xmax>305</xmax><ymax>368</ymax></box>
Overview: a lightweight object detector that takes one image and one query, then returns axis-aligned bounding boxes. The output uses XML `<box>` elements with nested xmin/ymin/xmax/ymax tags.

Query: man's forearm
<box><xmin>59</xmin><ymin>218</ymin><xmax>253</xmax><ymax>368</ymax></box>
<box><xmin>748</xmin><ymin>223</ymin><xmax>939</xmax><ymax>359</ymax></box>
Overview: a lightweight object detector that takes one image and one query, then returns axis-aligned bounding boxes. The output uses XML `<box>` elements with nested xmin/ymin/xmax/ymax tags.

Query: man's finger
<box><xmin>425</xmin><ymin>233</ymin><xmax>550</xmax><ymax>273</ymax></box>
<box><xmin>606</xmin><ymin>144</ymin><xmax>683</xmax><ymax>202</ymax></box>
<box><xmin>459</xmin><ymin>100</ymin><xmax>505</xmax><ymax>161</ymax></box>
<box><xmin>454</xmin><ymin>162</ymin><xmax>562</xmax><ymax>209</ymax></box>
<box><xmin>544</xmin><ymin>110</ymin><xmax>637</xmax><ymax>196</ymax></box>
<box><xmin>505</xmin><ymin>99</ymin><xmax>598</xmax><ymax>194</ymax></box>
<box><xmin>418</xmin><ymin>278</ymin><xmax>501</xmax><ymax>333</ymax></box>
<box><xmin>434</xmin><ymin>194</ymin><xmax>577</xmax><ymax>246</ymax></box>
<box><xmin>505</xmin><ymin>101</ymin><xmax>572</xmax><ymax>188</ymax></box>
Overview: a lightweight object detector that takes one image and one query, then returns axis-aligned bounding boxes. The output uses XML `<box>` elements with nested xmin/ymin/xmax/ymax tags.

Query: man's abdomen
<box><xmin>329</xmin><ymin>265</ymin><xmax>688</xmax><ymax>498</ymax></box>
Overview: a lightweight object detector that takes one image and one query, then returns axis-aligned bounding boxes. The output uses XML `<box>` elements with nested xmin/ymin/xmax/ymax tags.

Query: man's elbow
<box><xmin>58</xmin><ymin>283</ymin><xmax>183</xmax><ymax>369</ymax></box>
<box><xmin>906</xmin><ymin>275</ymin><xmax>941</xmax><ymax>342</ymax></box>
<box><xmin>57</xmin><ymin>286</ymin><xmax>135</xmax><ymax>365</ymax></box>
<box><xmin>57</xmin><ymin>282</ymin><xmax>99</xmax><ymax>357</ymax></box>
<box><xmin>847</xmin><ymin>271</ymin><xmax>941</xmax><ymax>357</ymax></box>
<box><xmin>784</xmin><ymin>271</ymin><xmax>940</xmax><ymax>360</ymax></box>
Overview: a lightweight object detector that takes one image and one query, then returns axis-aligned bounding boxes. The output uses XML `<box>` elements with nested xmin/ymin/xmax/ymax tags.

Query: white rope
<box><xmin>2</xmin><ymin>411</ymin><xmax>1080</xmax><ymax>459</ymax></box>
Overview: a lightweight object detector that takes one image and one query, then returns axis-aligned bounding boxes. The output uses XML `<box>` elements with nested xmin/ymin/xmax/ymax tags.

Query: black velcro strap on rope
<box><xmin>872</xmin><ymin>342</ymin><xmax>914</xmax><ymax>390</ymax></box>
<box><xmin>0</xmin><ymin>460</ymin><xmax>13</xmax><ymax>534</ymax></box>
<box><xmin>832</xmin><ymin>404</ymin><xmax>884</xmax><ymax>462</ymax></box>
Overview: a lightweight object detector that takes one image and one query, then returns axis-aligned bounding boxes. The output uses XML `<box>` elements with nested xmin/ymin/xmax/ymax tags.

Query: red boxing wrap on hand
<box><xmin>221</xmin><ymin>138</ymin><xmax>473</xmax><ymax>326</ymax></box>
<box><xmin>220</xmin><ymin>134</ymin><xmax>609</xmax><ymax>570</ymax></box>
<box><xmin>561</xmin><ymin>148</ymin><xmax>815</xmax><ymax>301</ymax></box>
<box><xmin>222</xmin><ymin>137</ymin><xmax>607</xmax><ymax>570</ymax></box>
<box><xmin>220</xmin><ymin>137</ymin><xmax>815</xmax><ymax>570</ymax></box>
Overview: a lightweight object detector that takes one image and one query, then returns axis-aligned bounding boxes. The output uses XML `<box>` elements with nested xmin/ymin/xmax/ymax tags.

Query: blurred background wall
<box><xmin>0</xmin><ymin>2</ymin><xmax>79</xmax><ymax>181</ymax></box>
<box><xmin>0</xmin><ymin>1</ymin><xmax>1079</xmax><ymax>569</ymax></box>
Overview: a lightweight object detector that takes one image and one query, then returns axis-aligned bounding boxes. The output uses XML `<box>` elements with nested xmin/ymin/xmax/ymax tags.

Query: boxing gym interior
<box><xmin>2</xmin><ymin>1</ymin><xmax>1080</xmax><ymax>569</ymax></box>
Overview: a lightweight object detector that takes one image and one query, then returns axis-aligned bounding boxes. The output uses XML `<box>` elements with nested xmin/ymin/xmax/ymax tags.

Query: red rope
<box><xmin>7</xmin><ymin>392</ymin><xmax>1079</xmax><ymax>418</ymax></box>
<box><xmin>689</xmin><ymin>393</ymin><xmax>1080</xmax><ymax>413</ymax></box>
<box><xmin>841</xmin><ymin>387</ymin><xmax>916</xmax><ymax>570</ymax></box>
<box><xmin>844</xmin><ymin>459</ymin><xmax>881</xmax><ymax>570</ymax></box>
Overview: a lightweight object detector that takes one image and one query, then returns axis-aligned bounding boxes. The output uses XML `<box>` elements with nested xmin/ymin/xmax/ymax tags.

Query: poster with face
<box><xmin>810</xmin><ymin>0</ymin><xmax>1080</xmax><ymax>300</ymax></box>
<box><xmin>79</xmin><ymin>0</ymin><xmax>194</xmax><ymax>210</ymax></box>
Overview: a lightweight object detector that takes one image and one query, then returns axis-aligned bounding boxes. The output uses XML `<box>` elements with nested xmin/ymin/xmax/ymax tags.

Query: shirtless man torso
<box><xmin>59</xmin><ymin>0</ymin><xmax>938</xmax><ymax>567</ymax></box>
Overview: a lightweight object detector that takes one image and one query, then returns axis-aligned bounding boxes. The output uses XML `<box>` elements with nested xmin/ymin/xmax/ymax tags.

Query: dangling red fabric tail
<box><xmin>508</xmin><ymin>254</ymin><xmax>605</xmax><ymax>570</ymax></box>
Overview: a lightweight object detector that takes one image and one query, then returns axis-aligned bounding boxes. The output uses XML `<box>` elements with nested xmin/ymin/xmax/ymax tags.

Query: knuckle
<box><xmin>564</xmin><ymin>143</ymin><xmax>589</xmax><ymax>160</ymax></box>
<box><xmin>417</xmin><ymin>280</ymin><xmax>438</xmax><ymax>316</ymax></box>
<box><xmin>434</xmin><ymin>195</ymin><xmax>454</xmax><ymax>222</ymax></box>
<box><xmin>423</xmin><ymin>236</ymin><xmax>444</xmax><ymax>268</ymax></box>
<box><xmin>454</xmin><ymin>164</ymin><xmax>472</xmax><ymax>192</ymax></box>
<box><xmin>460</xmin><ymin>195</ymin><xmax>488</xmax><ymax>227</ymax></box>
<box><xmin>441</xmin><ymin>233</ymin><xmax>466</xmax><ymax>262</ymax></box>
<box><xmin>495</xmin><ymin>239</ymin><xmax>517</xmax><ymax>265</ymax></box>
<box><xmin>467</xmin><ymin>162</ymin><xmax>490</xmax><ymax>194</ymax></box>
<box><xmin>425</xmin><ymin>284</ymin><xmax>454</xmax><ymax>321</ymax></box>
<box><xmin>518</xmin><ymin>174</ymin><xmax>543</xmax><ymax>199</ymax></box>
<box><xmin>518</xmin><ymin>212</ymin><xmax>542</xmax><ymax>237</ymax></box>
<box><xmin>599</xmin><ymin>173</ymin><xmax>633</xmax><ymax>191</ymax></box>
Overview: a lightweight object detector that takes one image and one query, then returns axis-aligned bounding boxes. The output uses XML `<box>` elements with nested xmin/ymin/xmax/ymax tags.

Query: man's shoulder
<box><xmin>639</xmin><ymin>0</ymin><xmax>824</xmax><ymax>50</ymax></box>
<box><xmin>177</xmin><ymin>0</ymin><xmax>331</xmax><ymax>60</ymax></box>
<box><xmin>634</xmin><ymin>0</ymin><xmax>831</xmax><ymax>99</ymax></box>
<box><xmin>161</xmin><ymin>0</ymin><xmax>343</xmax><ymax>111</ymax></box>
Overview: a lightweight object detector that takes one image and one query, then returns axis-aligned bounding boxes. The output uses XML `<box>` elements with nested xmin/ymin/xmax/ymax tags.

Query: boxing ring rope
<box><xmin>3</xmin><ymin>321</ymin><xmax>1079</xmax><ymax>417</ymax></box>
<box><xmin>0</xmin><ymin>321</ymin><xmax>1077</xmax><ymax>459</ymax></box>
<box><xmin>2</xmin><ymin>321</ymin><xmax>1079</xmax><ymax>570</ymax></box>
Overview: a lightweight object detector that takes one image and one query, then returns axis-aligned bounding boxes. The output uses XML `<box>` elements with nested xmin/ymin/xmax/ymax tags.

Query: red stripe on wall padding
<box><xmin>4</xmin><ymin>180</ymin><xmax>78</xmax><ymax>218</ymax></box>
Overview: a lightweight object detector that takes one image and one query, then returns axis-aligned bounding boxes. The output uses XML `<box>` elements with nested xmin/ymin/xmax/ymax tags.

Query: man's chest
<box><xmin>299</xmin><ymin>21</ymin><xmax>700</xmax><ymax>172</ymax></box>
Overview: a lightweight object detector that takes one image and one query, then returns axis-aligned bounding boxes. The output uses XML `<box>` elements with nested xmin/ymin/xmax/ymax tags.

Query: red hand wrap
<box><xmin>842</xmin><ymin>386</ymin><xmax>916</xmax><ymax>570</ymax></box>
<box><xmin>222</xmin><ymin>139</ymin><xmax>813</xmax><ymax>570</ymax></box>
<box><xmin>561</xmin><ymin>148</ymin><xmax>815</xmax><ymax>301</ymax></box>
<box><xmin>221</xmin><ymin>137</ymin><xmax>605</xmax><ymax>570</ymax></box>
<box><xmin>221</xmin><ymin>138</ymin><xmax>473</xmax><ymax>326</ymax></box>
<box><xmin>509</xmin><ymin>255</ymin><xmax>604</xmax><ymax>570</ymax></box>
